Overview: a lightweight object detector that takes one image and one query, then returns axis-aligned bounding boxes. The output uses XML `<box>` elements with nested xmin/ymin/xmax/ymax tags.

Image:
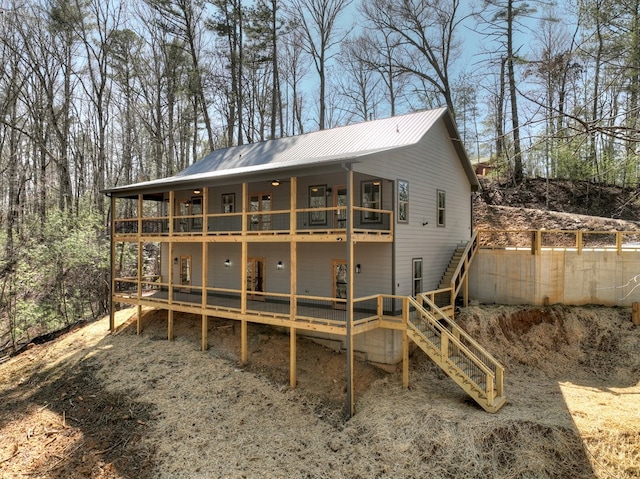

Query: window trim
<box><xmin>412</xmin><ymin>258</ymin><xmax>423</xmax><ymax>297</ymax></box>
<box><xmin>361</xmin><ymin>179</ymin><xmax>382</xmax><ymax>223</ymax></box>
<box><xmin>221</xmin><ymin>193</ymin><xmax>235</xmax><ymax>213</ymax></box>
<box><xmin>309</xmin><ymin>184</ymin><xmax>328</xmax><ymax>225</ymax></box>
<box><xmin>190</xmin><ymin>196</ymin><xmax>203</xmax><ymax>230</ymax></box>
<box><xmin>397</xmin><ymin>179</ymin><xmax>409</xmax><ymax>223</ymax></box>
<box><xmin>437</xmin><ymin>189</ymin><xmax>446</xmax><ymax>227</ymax></box>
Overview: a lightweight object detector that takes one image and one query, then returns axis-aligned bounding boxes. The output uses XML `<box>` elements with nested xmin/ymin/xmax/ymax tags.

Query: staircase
<box><xmin>406</xmin><ymin>294</ymin><xmax>506</xmax><ymax>413</ymax></box>
<box><xmin>439</xmin><ymin>244</ymin><xmax>467</xmax><ymax>290</ymax></box>
<box><xmin>437</xmin><ymin>231</ymin><xmax>480</xmax><ymax>309</ymax></box>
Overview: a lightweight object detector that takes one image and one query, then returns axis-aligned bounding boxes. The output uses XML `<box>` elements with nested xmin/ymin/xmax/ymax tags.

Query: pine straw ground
<box><xmin>0</xmin><ymin>305</ymin><xmax>639</xmax><ymax>479</ymax></box>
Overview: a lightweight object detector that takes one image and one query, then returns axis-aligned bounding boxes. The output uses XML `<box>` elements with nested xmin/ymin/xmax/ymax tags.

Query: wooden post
<box><xmin>617</xmin><ymin>232</ymin><xmax>622</xmax><ymax>256</ymax></box>
<box><xmin>402</xmin><ymin>298</ymin><xmax>409</xmax><ymax>389</ymax></box>
<box><xmin>109</xmin><ymin>195</ymin><xmax>116</xmax><ymax>332</ymax></box>
<box><xmin>137</xmin><ymin>195</ymin><xmax>143</xmax><ymax>335</ymax></box>
<box><xmin>462</xmin><ymin>273</ymin><xmax>469</xmax><ymax>308</ymax></box>
<box><xmin>345</xmin><ymin>168</ymin><xmax>355</xmax><ymax>418</ymax></box>
<box><xmin>289</xmin><ymin>177</ymin><xmax>298</xmax><ymax>388</ymax></box>
<box><xmin>536</xmin><ymin>230</ymin><xmax>542</xmax><ymax>255</ymax></box>
<box><xmin>168</xmin><ymin>190</ymin><xmax>175</xmax><ymax>342</ymax></box>
<box><xmin>201</xmin><ymin>315</ymin><xmax>208</xmax><ymax>351</ymax></box>
<box><xmin>168</xmin><ymin>310</ymin><xmax>174</xmax><ymax>341</ymax></box>
<box><xmin>577</xmin><ymin>231</ymin><xmax>583</xmax><ymax>255</ymax></box>
<box><xmin>240</xmin><ymin>183</ymin><xmax>248</xmax><ymax>364</ymax></box>
<box><xmin>201</xmin><ymin>187</ymin><xmax>209</xmax><ymax>352</ymax></box>
<box><xmin>633</xmin><ymin>302</ymin><xmax>640</xmax><ymax>326</ymax></box>
<box><xmin>202</xmin><ymin>240</ymin><xmax>208</xmax><ymax>351</ymax></box>
<box><xmin>290</xmin><ymin>326</ymin><xmax>297</xmax><ymax>388</ymax></box>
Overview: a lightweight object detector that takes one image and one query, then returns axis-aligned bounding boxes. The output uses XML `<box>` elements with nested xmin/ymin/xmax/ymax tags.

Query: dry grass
<box><xmin>0</xmin><ymin>305</ymin><xmax>639</xmax><ymax>478</ymax></box>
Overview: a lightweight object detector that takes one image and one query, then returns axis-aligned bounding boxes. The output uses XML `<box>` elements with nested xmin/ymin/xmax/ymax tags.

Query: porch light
<box><xmin>355</xmin><ymin>264</ymin><xmax>361</xmax><ymax>274</ymax></box>
<box><xmin>276</xmin><ymin>261</ymin><xmax>284</xmax><ymax>270</ymax></box>
<box><xmin>271</xmin><ymin>179</ymin><xmax>281</xmax><ymax>186</ymax></box>
<box><xmin>193</xmin><ymin>189</ymin><xmax>201</xmax><ymax>195</ymax></box>
<box><xmin>224</xmin><ymin>259</ymin><xmax>231</xmax><ymax>267</ymax></box>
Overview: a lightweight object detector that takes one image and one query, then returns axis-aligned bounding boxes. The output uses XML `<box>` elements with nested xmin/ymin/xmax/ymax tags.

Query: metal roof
<box><xmin>104</xmin><ymin>107</ymin><xmax>477</xmax><ymax>195</ymax></box>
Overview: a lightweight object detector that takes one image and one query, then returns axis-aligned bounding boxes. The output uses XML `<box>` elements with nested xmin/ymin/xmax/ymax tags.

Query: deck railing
<box><xmin>113</xmin><ymin>283</ymin><xmax>403</xmax><ymax>328</ymax></box>
<box><xmin>478</xmin><ymin>229</ymin><xmax>640</xmax><ymax>254</ymax></box>
<box><xmin>114</xmin><ymin>206</ymin><xmax>393</xmax><ymax>237</ymax></box>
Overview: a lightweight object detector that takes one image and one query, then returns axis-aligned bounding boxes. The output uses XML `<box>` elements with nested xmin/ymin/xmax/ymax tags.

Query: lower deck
<box><xmin>114</xmin><ymin>289</ymin><xmax>410</xmax><ymax>338</ymax></box>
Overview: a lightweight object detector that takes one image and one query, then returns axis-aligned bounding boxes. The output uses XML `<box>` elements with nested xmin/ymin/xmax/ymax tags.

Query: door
<box><xmin>246</xmin><ymin>258</ymin><xmax>266</xmax><ymax>300</ymax></box>
<box><xmin>250</xmin><ymin>193</ymin><xmax>272</xmax><ymax>231</ymax></box>
<box><xmin>334</xmin><ymin>186</ymin><xmax>347</xmax><ymax>229</ymax></box>
<box><xmin>180</xmin><ymin>255</ymin><xmax>192</xmax><ymax>292</ymax></box>
<box><xmin>333</xmin><ymin>260</ymin><xmax>347</xmax><ymax>309</ymax></box>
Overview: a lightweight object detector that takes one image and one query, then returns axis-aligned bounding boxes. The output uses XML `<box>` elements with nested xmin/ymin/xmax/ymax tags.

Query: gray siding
<box><xmin>160</xmin><ymin>117</ymin><xmax>473</xmax><ymax>298</ymax></box>
<box><xmin>162</xmin><ymin>241</ymin><xmax>392</xmax><ymax>297</ymax></box>
<box><xmin>354</xmin><ymin>119</ymin><xmax>473</xmax><ymax>295</ymax></box>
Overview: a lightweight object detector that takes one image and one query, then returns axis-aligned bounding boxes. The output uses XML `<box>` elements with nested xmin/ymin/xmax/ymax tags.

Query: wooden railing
<box><xmin>448</xmin><ymin>230</ymin><xmax>479</xmax><ymax>305</ymax></box>
<box><xmin>114</xmin><ymin>205</ymin><xmax>393</xmax><ymax>238</ymax></box>
<box><xmin>408</xmin><ymin>294</ymin><xmax>505</xmax><ymax>412</ymax></box>
<box><xmin>478</xmin><ymin>229</ymin><xmax>640</xmax><ymax>255</ymax></box>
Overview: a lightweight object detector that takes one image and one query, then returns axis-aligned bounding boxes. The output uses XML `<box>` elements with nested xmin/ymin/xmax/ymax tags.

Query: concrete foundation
<box><xmin>469</xmin><ymin>249</ymin><xmax>640</xmax><ymax>306</ymax></box>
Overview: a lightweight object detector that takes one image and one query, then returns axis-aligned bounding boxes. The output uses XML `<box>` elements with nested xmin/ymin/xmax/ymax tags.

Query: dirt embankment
<box><xmin>1</xmin><ymin>305</ymin><xmax>639</xmax><ymax>479</ymax></box>
<box><xmin>474</xmin><ymin>178</ymin><xmax>640</xmax><ymax>232</ymax></box>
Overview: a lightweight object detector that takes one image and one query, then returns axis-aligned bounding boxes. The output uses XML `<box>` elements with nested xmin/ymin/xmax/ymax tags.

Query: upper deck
<box><xmin>112</xmin><ymin>182</ymin><xmax>394</xmax><ymax>243</ymax></box>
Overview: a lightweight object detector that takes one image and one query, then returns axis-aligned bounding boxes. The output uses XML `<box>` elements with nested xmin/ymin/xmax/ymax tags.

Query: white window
<box><xmin>190</xmin><ymin>196</ymin><xmax>203</xmax><ymax>230</ymax></box>
<box><xmin>362</xmin><ymin>180</ymin><xmax>381</xmax><ymax>222</ymax></box>
<box><xmin>412</xmin><ymin>258</ymin><xmax>423</xmax><ymax>297</ymax></box>
<box><xmin>309</xmin><ymin>185</ymin><xmax>327</xmax><ymax>225</ymax></box>
<box><xmin>437</xmin><ymin>190</ymin><xmax>446</xmax><ymax>227</ymax></box>
<box><xmin>222</xmin><ymin>193</ymin><xmax>235</xmax><ymax>213</ymax></box>
<box><xmin>398</xmin><ymin>180</ymin><xmax>408</xmax><ymax>223</ymax></box>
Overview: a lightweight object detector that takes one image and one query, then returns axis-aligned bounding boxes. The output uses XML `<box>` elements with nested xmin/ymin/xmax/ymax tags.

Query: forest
<box><xmin>1</xmin><ymin>0</ymin><xmax>639</xmax><ymax>352</ymax></box>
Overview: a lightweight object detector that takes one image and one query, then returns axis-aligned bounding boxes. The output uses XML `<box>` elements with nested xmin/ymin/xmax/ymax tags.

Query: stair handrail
<box><xmin>416</xmin><ymin>293</ymin><xmax>503</xmax><ymax>376</ymax></box>
<box><xmin>407</xmin><ymin>298</ymin><xmax>495</xmax><ymax>373</ymax></box>
<box><xmin>406</xmin><ymin>296</ymin><xmax>498</xmax><ymax>402</ymax></box>
<box><xmin>409</xmin><ymin>295</ymin><xmax>504</xmax><ymax>402</ymax></box>
<box><xmin>449</xmin><ymin>230</ymin><xmax>479</xmax><ymax>299</ymax></box>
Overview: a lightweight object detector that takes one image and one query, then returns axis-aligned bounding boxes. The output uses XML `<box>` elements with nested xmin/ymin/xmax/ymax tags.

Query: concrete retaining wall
<box><xmin>469</xmin><ymin>249</ymin><xmax>640</xmax><ymax>306</ymax></box>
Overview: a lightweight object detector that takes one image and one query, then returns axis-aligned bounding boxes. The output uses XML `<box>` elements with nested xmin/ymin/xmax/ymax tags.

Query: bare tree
<box><xmin>281</xmin><ymin>26</ymin><xmax>309</xmax><ymax>135</ymax></box>
<box><xmin>0</xmin><ymin>13</ymin><xmax>26</xmax><ymax>255</ymax></box>
<box><xmin>336</xmin><ymin>37</ymin><xmax>383</xmax><ymax>122</ymax></box>
<box><xmin>247</xmin><ymin>0</ymin><xmax>285</xmax><ymax>139</ymax></box>
<box><xmin>210</xmin><ymin>0</ymin><xmax>245</xmax><ymax>145</ymax></box>
<box><xmin>524</xmin><ymin>7</ymin><xmax>581</xmax><ymax>181</ymax></box>
<box><xmin>74</xmin><ymin>0</ymin><xmax>126</xmax><ymax>216</ymax></box>
<box><xmin>348</xmin><ymin>30</ymin><xmax>409</xmax><ymax>118</ymax></box>
<box><xmin>289</xmin><ymin>0</ymin><xmax>352</xmax><ymax>130</ymax></box>
<box><xmin>362</xmin><ymin>0</ymin><xmax>468</xmax><ymax>115</ymax></box>
<box><xmin>109</xmin><ymin>28</ymin><xmax>144</xmax><ymax>187</ymax></box>
<box><xmin>146</xmin><ymin>0</ymin><xmax>215</xmax><ymax>152</ymax></box>
<box><xmin>480</xmin><ymin>0</ymin><xmax>536</xmax><ymax>183</ymax></box>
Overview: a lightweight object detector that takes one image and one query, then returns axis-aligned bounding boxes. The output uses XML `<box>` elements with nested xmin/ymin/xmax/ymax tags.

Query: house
<box><xmin>474</xmin><ymin>161</ymin><xmax>496</xmax><ymax>177</ymax></box>
<box><xmin>104</xmin><ymin>107</ymin><xmax>505</xmax><ymax>415</ymax></box>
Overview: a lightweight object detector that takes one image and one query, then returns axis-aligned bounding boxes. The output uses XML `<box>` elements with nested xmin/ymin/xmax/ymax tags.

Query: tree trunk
<box><xmin>507</xmin><ymin>0</ymin><xmax>523</xmax><ymax>183</ymax></box>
